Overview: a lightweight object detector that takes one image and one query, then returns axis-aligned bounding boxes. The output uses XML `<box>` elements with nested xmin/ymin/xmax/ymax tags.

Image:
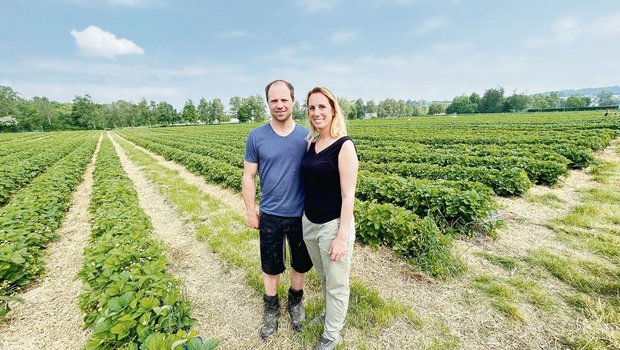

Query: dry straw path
<box><xmin>110</xmin><ymin>133</ymin><xmax>303</xmax><ymax>349</ymax></box>
<box><xmin>0</xmin><ymin>134</ymin><xmax>102</xmax><ymax>350</ymax></box>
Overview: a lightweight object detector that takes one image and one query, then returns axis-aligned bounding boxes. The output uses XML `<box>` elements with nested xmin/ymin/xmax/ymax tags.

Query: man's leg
<box><xmin>290</xmin><ymin>269</ymin><xmax>305</xmax><ymax>291</ymax></box>
<box><xmin>287</xmin><ymin>216</ymin><xmax>313</xmax><ymax>331</ymax></box>
<box><xmin>264</xmin><ymin>273</ymin><xmax>281</xmax><ymax>297</ymax></box>
<box><xmin>259</xmin><ymin>213</ymin><xmax>286</xmax><ymax>339</ymax></box>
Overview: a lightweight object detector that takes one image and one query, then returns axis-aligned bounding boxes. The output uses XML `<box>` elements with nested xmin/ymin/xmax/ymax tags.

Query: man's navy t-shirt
<box><xmin>244</xmin><ymin>123</ymin><xmax>308</xmax><ymax>217</ymax></box>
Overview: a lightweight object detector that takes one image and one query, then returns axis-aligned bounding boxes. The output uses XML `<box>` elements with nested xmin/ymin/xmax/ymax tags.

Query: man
<box><xmin>242</xmin><ymin>79</ymin><xmax>313</xmax><ymax>339</ymax></box>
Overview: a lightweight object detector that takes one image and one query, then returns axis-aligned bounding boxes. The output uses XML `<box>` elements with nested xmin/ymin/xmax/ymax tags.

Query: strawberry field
<box><xmin>1</xmin><ymin>111</ymin><xmax>619</xmax><ymax>349</ymax></box>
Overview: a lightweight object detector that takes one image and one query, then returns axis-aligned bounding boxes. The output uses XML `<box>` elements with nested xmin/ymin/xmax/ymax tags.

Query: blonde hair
<box><xmin>306</xmin><ymin>87</ymin><xmax>347</xmax><ymax>139</ymax></box>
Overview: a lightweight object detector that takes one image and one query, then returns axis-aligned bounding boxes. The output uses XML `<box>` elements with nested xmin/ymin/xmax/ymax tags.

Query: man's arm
<box><xmin>242</xmin><ymin>160</ymin><xmax>259</xmax><ymax>229</ymax></box>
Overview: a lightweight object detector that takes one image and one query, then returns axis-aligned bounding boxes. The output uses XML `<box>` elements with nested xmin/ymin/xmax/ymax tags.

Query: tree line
<box><xmin>445</xmin><ymin>87</ymin><xmax>618</xmax><ymax>114</ymax></box>
<box><xmin>0</xmin><ymin>85</ymin><xmax>618</xmax><ymax>132</ymax></box>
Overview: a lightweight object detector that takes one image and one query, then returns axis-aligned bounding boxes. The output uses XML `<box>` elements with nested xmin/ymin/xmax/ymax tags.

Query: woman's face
<box><xmin>307</xmin><ymin>92</ymin><xmax>333</xmax><ymax>133</ymax></box>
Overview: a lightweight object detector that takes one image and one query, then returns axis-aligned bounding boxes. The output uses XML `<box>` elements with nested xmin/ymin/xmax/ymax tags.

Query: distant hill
<box><xmin>553</xmin><ymin>86</ymin><xmax>620</xmax><ymax>97</ymax></box>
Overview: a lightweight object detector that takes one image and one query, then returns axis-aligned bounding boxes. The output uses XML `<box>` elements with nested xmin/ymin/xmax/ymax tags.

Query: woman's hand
<box><xmin>329</xmin><ymin>236</ymin><xmax>347</xmax><ymax>261</ymax></box>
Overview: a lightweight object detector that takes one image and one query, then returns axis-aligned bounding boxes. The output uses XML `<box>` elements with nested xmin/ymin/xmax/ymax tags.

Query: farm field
<box><xmin>0</xmin><ymin>112</ymin><xmax>619</xmax><ymax>349</ymax></box>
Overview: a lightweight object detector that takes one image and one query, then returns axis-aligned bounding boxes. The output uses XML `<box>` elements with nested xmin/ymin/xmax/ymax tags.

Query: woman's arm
<box><xmin>329</xmin><ymin>140</ymin><xmax>359</xmax><ymax>261</ymax></box>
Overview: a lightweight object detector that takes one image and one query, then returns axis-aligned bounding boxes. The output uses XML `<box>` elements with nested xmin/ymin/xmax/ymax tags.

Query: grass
<box><xmin>476</xmin><ymin>251</ymin><xmax>518</xmax><ymax>270</ymax></box>
<box><xmin>522</xmin><ymin>144</ymin><xmax>620</xmax><ymax>348</ymax></box>
<box><xmin>525</xmin><ymin>192</ymin><xmax>564</xmax><ymax>208</ymax></box>
<box><xmin>471</xmin><ymin>275</ymin><xmax>524</xmax><ymax>322</ymax></box>
<box><xmin>114</xmin><ymin>135</ymin><xmax>423</xmax><ymax>348</ymax></box>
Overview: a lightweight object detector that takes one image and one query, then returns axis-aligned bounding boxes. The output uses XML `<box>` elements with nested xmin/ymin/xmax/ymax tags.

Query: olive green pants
<box><xmin>302</xmin><ymin>215</ymin><xmax>355</xmax><ymax>342</ymax></box>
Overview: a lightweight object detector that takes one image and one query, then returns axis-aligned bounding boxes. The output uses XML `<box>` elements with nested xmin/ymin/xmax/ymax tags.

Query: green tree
<box><xmin>446</xmin><ymin>96</ymin><xmax>476</xmax><ymax>114</ymax></box>
<box><xmin>545</xmin><ymin>92</ymin><xmax>562</xmax><ymax>108</ymax></box>
<box><xmin>182</xmin><ymin>99</ymin><xmax>198</xmax><ymax>124</ymax></box>
<box><xmin>292</xmin><ymin>101</ymin><xmax>306</xmax><ymax>121</ymax></box>
<box><xmin>338</xmin><ymin>97</ymin><xmax>352</xmax><ymax>119</ymax></box>
<box><xmin>428</xmin><ymin>103</ymin><xmax>446</xmax><ymax>115</ymax></box>
<box><xmin>238</xmin><ymin>95</ymin><xmax>266</xmax><ymax>122</ymax></box>
<box><xmin>597</xmin><ymin>90</ymin><xmax>615</xmax><ymax>106</ymax></box>
<box><xmin>503</xmin><ymin>93</ymin><xmax>530</xmax><ymax>112</ymax></box>
<box><xmin>531</xmin><ymin>94</ymin><xmax>549</xmax><ymax>110</ymax></box>
<box><xmin>365</xmin><ymin>100</ymin><xmax>377</xmax><ymax>116</ymax></box>
<box><xmin>157</xmin><ymin>101</ymin><xmax>176</xmax><ymax>126</ymax></box>
<box><xmin>197</xmin><ymin>98</ymin><xmax>211</xmax><ymax>124</ymax></box>
<box><xmin>0</xmin><ymin>86</ymin><xmax>20</xmax><ymax>118</ymax></box>
<box><xmin>209</xmin><ymin>98</ymin><xmax>226</xmax><ymax>124</ymax></box>
<box><xmin>479</xmin><ymin>87</ymin><xmax>505</xmax><ymax>113</ymax></box>
<box><xmin>469</xmin><ymin>93</ymin><xmax>481</xmax><ymax>112</ymax></box>
<box><xmin>135</xmin><ymin>99</ymin><xmax>150</xmax><ymax>127</ymax></box>
<box><xmin>565</xmin><ymin>95</ymin><xmax>589</xmax><ymax>109</ymax></box>
<box><xmin>30</xmin><ymin>96</ymin><xmax>56</xmax><ymax>130</ymax></box>
<box><xmin>229</xmin><ymin>96</ymin><xmax>242</xmax><ymax>119</ymax></box>
<box><xmin>70</xmin><ymin>95</ymin><xmax>97</xmax><ymax>129</ymax></box>
<box><xmin>377</xmin><ymin>98</ymin><xmax>399</xmax><ymax>118</ymax></box>
<box><xmin>352</xmin><ymin>98</ymin><xmax>365</xmax><ymax>119</ymax></box>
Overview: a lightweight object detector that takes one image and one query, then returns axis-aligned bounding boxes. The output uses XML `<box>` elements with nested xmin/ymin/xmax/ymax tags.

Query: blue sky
<box><xmin>1</xmin><ymin>0</ymin><xmax>619</xmax><ymax>109</ymax></box>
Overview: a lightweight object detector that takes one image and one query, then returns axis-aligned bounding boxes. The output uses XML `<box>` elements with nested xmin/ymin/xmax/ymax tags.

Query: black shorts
<box><xmin>259</xmin><ymin>212</ymin><xmax>313</xmax><ymax>275</ymax></box>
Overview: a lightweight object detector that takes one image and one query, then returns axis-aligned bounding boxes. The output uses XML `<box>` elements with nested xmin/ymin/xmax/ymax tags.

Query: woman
<box><xmin>301</xmin><ymin>87</ymin><xmax>359</xmax><ymax>350</ymax></box>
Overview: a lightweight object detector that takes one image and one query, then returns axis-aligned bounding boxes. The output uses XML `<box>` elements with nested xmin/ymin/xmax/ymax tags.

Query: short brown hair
<box><xmin>265</xmin><ymin>79</ymin><xmax>295</xmax><ymax>102</ymax></box>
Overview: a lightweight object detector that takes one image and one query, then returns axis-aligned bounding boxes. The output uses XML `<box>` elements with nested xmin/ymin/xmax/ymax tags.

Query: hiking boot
<box><xmin>287</xmin><ymin>288</ymin><xmax>305</xmax><ymax>332</ymax></box>
<box><xmin>261</xmin><ymin>294</ymin><xmax>280</xmax><ymax>339</ymax></box>
<box><xmin>314</xmin><ymin>335</ymin><xmax>342</xmax><ymax>350</ymax></box>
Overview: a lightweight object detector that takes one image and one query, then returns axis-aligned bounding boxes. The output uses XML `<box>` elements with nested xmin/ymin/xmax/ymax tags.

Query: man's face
<box><xmin>267</xmin><ymin>82</ymin><xmax>294</xmax><ymax>122</ymax></box>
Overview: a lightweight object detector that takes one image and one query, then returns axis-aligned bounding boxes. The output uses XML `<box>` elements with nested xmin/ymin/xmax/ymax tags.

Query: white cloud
<box><xmin>411</xmin><ymin>17</ymin><xmax>446</xmax><ymax>35</ymax></box>
<box><xmin>70</xmin><ymin>25</ymin><xmax>145</xmax><ymax>59</ymax></box>
<box><xmin>330</xmin><ymin>31</ymin><xmax>357</xmax><ymax>44</ymax></box>
<box><xmin>215</xmin><ymin>30</ymin><xmax>250</xmax><ymax>38</ymax></box>
<box><xmin>295</xmin><ymin>0</ymin><xmax>339</xmax><ymax>13</ymax></box>
<box><xmin>524</xmin><ymin>16</ymin><xmax>581</xmax><ymax>48</ymax></box>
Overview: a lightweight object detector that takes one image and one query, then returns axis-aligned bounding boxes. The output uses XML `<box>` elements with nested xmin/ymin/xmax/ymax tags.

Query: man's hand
<box><xmin>246</xmin><ymin>211</ymin><xmax>259</xmax><ymax>229</ymax></box>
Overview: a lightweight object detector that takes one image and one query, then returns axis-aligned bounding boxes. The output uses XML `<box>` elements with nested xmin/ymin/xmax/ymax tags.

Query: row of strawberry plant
<box><xmin>362</xmin><ymin>161</ymin><xmax>531</xmax><ymax>196</ymax></box>
<box><xmin>0</xmin><ymin>132</ymin><xmax>98</xmax><ymax>314</ymax></box>
<box><xmin>118</xmin><ymin>132</ymin><xmax>242</xmax><ymax>191</ymax></box>
<box><xmin>357</xmin><ymin>172</ymin><xmax>496</xmax><ymax>235</ymax></box>
<box><xmin>354</xmin><ymin>200</ymin><xmax>463</xmax><ymax>276</ymax></box>
<box><xmin>123</xmin><ymin>132</ymin><xmax>244</xmax><ymax>168</ymax></box>
<box><xmin>358</xmin><ymin>148</ymin><xmax>568</xmax><ymax>185</ymax></box>
<box><xmin>355</xmin><ymin>139</ymin><xmax>593</xmax><ymax>169</ymax></box>
<box><xmin>352</xmin><ymin>128</ymin><xmax>617</xmax><ymax>152</ymax></box>
<box><xmin>77</xmin><ymin>136</ymin><xmax>215</xmax><ymax>350</ymax></box>
<box><xmin>0</xmin><ymin>132</ymin><xmax>71</xmax><ymax>160</ymax></box>
<box><xmin>0</xmin><ymin>133</ymin><xmax>92</xmax><ymax>205</ymax></box>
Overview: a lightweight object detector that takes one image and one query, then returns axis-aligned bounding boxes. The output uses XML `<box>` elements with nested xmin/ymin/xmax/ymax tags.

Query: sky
<box><xmin>1</xmin><ymin>0</ymin><xmax>619</xmax><ymax>109</ymax></box>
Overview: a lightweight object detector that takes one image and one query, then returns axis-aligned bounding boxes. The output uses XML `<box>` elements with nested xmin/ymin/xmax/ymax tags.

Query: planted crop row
<box><xmin>352</xmin><ymin>128</ymin><xmax>617</xmax><ymax>152</ymax></box>
<box><xmin>362</xmin><ymin>161</ymin><xmax>531</xmax><ymax>196</ymax></box>
<box><xmin>0</xmin><ymin>133</ymin><xmax>93</xmax><ymax>205</ymax></box>
<box><xmin>124</xmin><ymin>133</ymin><xmax>244</xmax><ymax>168</ymax></box>
<box><xmin>357</xmin><ymin>172</ymin><xmax>495</xmax><ymax>235</ymax></box>
<box><xmin>358</xmin><ymin>148</ymin><xmax>568</xmax><ymax>185</ymax></box>
<box><xmin>0</xmin><ymin>133</ymin><xmax>69</xmax><ymax>160</ymax></box>
<box><xmin>118</xmin><ymin>132</ymin><xmax>242</xmax><ymax>191</ymax></box>
<box><xmin>354</xmin><ymin>200</ymin><xmax>461</xmax><ymax>276</ymax></box>
<box><xmin>78</xmin><ymin>136</ymin><xmax>214</xmax><ymax>350</ymax></box>
<box><xmin>0</xmin><ymin>133</ymin><xmax>98</xmax><ymax>302</ymax></box>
